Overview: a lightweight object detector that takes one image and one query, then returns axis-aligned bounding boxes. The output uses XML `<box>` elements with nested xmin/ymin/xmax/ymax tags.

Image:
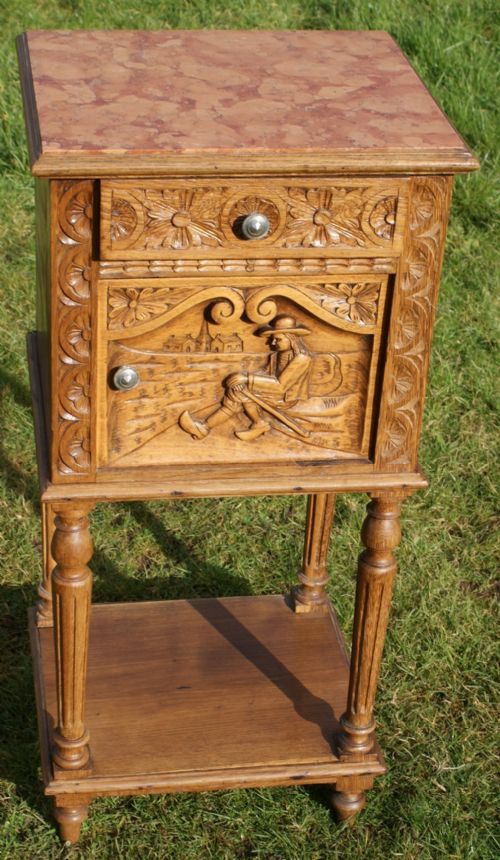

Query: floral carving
<box><xmin>369</xmin><ymin>197</ymin><xmax>397</xmax><ymax>240</ymax></box>
<box><xmin>60</xmin><ymin>366</ymin><xmax>91</xmax><ymax>417</ymax></box>
<box><xmin>64</xmin><ymin>188</ymin><xmax>93</xmax><ymax>239</ymax></box>
<box><xmin>377</xmin><ymin>177</ymin><xmax>452</xmax><ymax>469</ymax></box>
<box><xmin>60</xmin><ymin>248</ymin><xmax>92</xmax><ymax>303</ymax></box>
<box><xmin>320</xmin><ymin>282</ymin><xmax>380</xmax><ymax>326</ymax></box>
<box><xmin>59</xmin><ymin>307</ymin><xmax>91</xmax><ymax>361</ymax></box>
<box><xmin>110</xmin><ymin>197</ymin><xmax>137</xmax><ymax>241</ymax></box>
<box><xmin>59</xmin><ymin>421</ymin><xmax>91</xmax><ymax>472</ymax></box>
<box><xmin>284</xmin><ymin>187</ymin><xmax>367</xmax><ymax>247</ymax></box>
<box><xmin>55</xmin><ymin>181</ymin><xmax>94</xmax><ymax>477</ymax></box>
<box><xmin>142</xmin><ymin>188</ymin><xmax>223</xmax><ymax>249</ymax></box>
<box><xmin>108</xmin><ymin>287</ymin><xmax>172</xmax><ymax>329</ymax></box>
<box><xmin>102</xmin><ymin>182</ymin><xmax>403</xmax><ymax>256</ymax></box>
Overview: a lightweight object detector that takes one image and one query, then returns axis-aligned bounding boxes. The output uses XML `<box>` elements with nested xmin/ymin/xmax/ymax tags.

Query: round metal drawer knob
<box><xmin>241</xmin><ymin>212</ymin><xmax>270</xmax><ymax>240</ymax></box>
<box><xmin>113</xmin><ymin>366</ymin><xmax>140</xmax><ymax>391</ymax></box>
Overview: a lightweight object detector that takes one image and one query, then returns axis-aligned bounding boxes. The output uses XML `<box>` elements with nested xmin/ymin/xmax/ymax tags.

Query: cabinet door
<box><xmin>96</xmin><ymin>275</ymin><xmax>389</xmax><ymax>470</ymax></box>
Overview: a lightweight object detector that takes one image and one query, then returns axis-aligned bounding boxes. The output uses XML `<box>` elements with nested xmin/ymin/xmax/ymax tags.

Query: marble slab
<box><xmin>17</xmin><ymin>29</ymin><xmax>477</xmax><ymax>175</ymax></box>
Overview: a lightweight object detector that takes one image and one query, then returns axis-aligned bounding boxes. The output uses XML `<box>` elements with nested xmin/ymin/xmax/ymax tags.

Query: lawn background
<box><xmin>0</xmin><ymin>1</ymin><xmax>498</xmax><ymax>858</ymax></box>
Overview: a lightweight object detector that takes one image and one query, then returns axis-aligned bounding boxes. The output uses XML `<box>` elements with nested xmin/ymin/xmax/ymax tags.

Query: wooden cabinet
<box><xmin>17</xmin><ymin>29</ymin><xmax>478</xmax><ymax>843</ymax></box>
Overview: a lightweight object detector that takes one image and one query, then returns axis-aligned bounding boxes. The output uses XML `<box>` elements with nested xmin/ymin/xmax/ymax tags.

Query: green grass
<box><xmin>0</xmin><ymin>1</ymin><xmax>498</xmax><ymax>858</ymax></box>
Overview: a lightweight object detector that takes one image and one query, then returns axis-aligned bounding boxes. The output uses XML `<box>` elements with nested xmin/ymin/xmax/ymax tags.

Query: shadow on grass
<box><xmin>0</xmin><ymin>370</ymin><xmax>341</xmax><ymax>830</ymax></box>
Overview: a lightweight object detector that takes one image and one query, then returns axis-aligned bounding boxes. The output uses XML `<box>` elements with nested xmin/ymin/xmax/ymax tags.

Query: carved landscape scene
<box><xmin>101</xmin><ymin>279</ymin><xmax>387</xmax><ymax>468</ymax></box>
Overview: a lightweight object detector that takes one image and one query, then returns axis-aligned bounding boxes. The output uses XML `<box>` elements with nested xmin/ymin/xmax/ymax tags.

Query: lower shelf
<box><xmin>30</xmin><ymin>595</ymin><xmax>385</xmax><ymax>799</ymax></box>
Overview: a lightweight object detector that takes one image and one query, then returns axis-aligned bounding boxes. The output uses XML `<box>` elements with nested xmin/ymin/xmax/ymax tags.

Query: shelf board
<box><xmin>30</xmin><ymin>595</ymin><xmax>385</xmax><ymax>798</ymax></box>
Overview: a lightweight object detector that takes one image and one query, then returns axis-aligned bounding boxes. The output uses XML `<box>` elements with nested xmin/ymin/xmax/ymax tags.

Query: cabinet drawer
<box><xmin>100</xmin><ymin>179</ymin><xmax>408</xmax><ymax>260</ymax></box>
<box><xmin>96</xmin><ymin>275</ymin><xmax>389</xmax><ymax>470</ymax></box>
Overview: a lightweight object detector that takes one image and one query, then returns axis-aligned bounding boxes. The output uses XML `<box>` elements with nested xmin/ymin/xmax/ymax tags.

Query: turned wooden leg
<box><xmin>53</xmin><ymin>796</ymin><xmax>90</xmax><ymax>843</ymax></box>
<box><xmin>36</xmin><ymin>501</ymin><xmax>55</xmax><ymax>626</ymax></box>
<box><xmin>293</xmin><ymin>493</ymin><xmax>335</xmax><ymax>614</ymax></box>
<box><xmin>337</xmin><ymin>493</ymin><xmax>405</xmax><ymax>759</ymax></box>
<box><xmin>51</xmin><ymin>503</ymin><xmax>94</xmax><ymax>777</ymax></box>
<box><xmin>331</xmin><ymin>774</ymin><xmax>374</xmax><ymax>824</ymax></box>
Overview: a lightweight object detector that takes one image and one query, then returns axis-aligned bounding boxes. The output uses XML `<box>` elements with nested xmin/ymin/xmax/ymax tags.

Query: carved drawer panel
<box><xmin>95</xmin><ymin>275</ymin><xmax>389</xmax><ymax>469</ymax></box>
<box><xmin>100</xmin><ymin>179</ymin><xmax>408</xmax><ymax>261</ymax></box>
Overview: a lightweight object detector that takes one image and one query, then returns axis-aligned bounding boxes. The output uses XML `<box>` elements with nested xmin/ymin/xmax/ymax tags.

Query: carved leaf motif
<box><xmin>378</xmin><ymin>177</ymin><xmax>451</xmax><ymax>467</ymax></box>
<box><xmin>320</xmin><ymin>282</ymin><xmax>380</xmax><ymax>326</ymax></box>
<box><xmin>108</xmin><ymin>287</ymin><xmax>172</xmax><ymax>329</ymax></box>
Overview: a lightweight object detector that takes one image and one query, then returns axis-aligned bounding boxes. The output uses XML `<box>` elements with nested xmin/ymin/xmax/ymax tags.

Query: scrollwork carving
<box><xmin>377</xmin><ymin>177</ymin><xmax>452</xmax><ymax>468</ymax></box>
<box><xmin>55</xmin><ymin>181</ymin><xmax>93</xmax><ymax>476</ymax></box>
<box><xmin>209</xmin><ymin>293</ymin><xmax>246</xmax><ymax>324</ymax></box>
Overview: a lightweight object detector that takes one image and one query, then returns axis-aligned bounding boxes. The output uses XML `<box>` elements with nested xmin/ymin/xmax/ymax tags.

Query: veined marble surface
<box><xmin>23</xmin><ymin>29</ymin><xmax>467</xmax><ymax>157</ymax></box>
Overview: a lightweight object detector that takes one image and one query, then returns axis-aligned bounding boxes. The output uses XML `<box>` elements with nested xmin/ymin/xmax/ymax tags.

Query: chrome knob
<box><xmin>241</xmin><ymin>212</ymin><xmax>270</xmax><ymax>240</ymax></box>
<box><xmin>113</xmin><ymin>366</ymin><xmax>140</xmax><ymax>391</ymax></box>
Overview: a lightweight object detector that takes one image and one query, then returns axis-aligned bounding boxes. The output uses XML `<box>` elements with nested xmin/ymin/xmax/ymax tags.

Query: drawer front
<box><xmin>96</xmin><ymin>275</ymin><xmax>389</xmax><ymax>470</ymax></box>
<box><xmin>100</xmin><ymin>179</ymin><xmax>408</xmax><ymax>260</ymax></box>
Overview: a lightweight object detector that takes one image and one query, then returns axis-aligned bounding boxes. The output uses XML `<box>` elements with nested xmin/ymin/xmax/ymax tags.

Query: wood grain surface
<box><xmin>31</xmin><ymin>597</ymin><xmax>385</xmax><ymax>796</ymax></box>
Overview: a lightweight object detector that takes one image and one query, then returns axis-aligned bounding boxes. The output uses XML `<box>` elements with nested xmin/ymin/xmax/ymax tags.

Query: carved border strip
<box><xmin>99</xmin><ymin>256</ymin><xmax>395</xmax><ymax>278</ymax></box>
<box><xmin>376</xmin><ymin>176</ymin><xmax>453</xmax><ymax>470</ymax></box>
<box><xmin>53</xmin><ymin>180</ymin><xmax>93</xmax><ymax>478</ymax></box>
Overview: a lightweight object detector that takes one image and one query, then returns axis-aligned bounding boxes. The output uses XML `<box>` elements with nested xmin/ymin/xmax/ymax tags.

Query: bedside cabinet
<box><xmin>17</xmin><ymin>29</ymin><xmax>478</xmax><ymax>843</ymax></box>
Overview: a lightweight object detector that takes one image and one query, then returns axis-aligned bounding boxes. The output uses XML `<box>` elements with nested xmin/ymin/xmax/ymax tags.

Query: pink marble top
<box><xmin>18</xmin><ymin>29</ymin><xmax>476</xmax><ymax>175</ymax></box>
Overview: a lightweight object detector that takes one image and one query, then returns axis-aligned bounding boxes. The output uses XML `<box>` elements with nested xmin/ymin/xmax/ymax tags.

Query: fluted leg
<box><xmin>53</xmin><ymin>796</ymin><xmax>90</xmax><ymax>843</ymax></box>
<box><xmin>293</xmin><ymin>493</ymin><xmax>336</xmax><ymax>614</ymax></box>
<box><xmin>51</xmin><ymin>503</ymin><xmax>94</xmax><ymax>777</ymax></box>
<box><xmin>36</xmin><ymin>502</ymin><xmax>55</xmax><ymax>626</ymax></box>
<box><xmin>337</xmin><ymin>493</ymin><xmax>405</xmax><ymax>759</ymax></box>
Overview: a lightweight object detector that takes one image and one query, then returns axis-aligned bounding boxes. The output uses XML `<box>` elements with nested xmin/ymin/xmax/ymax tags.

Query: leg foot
<box><xmin>54</xmin><ymin>800</ymin><xmax>89</xmax><ymax>844</ymax></box>
<box><xmin>331</xmin><ymin>790</ymin><xmax>365</xmax><ymax>823</ymax></box>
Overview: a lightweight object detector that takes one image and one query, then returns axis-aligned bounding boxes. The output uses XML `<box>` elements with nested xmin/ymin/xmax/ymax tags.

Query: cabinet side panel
<box><xmin>375</xmin><ymin>176</ymin><xmax>453</xmax><ymax>471</ymax></box>
<box><xmin>35</xmin><ymin>178</ymin><xmax>52</xmax><ymax>447</ymax></box>
<box><xmin>50</xmin><ymin>180</ymin><xmax>95</xmax><ymax>482</ymax></box>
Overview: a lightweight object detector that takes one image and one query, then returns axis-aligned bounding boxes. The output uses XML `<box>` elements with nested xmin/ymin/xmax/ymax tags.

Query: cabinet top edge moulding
<box><xmin>17</xmin><ymin>29</ymin><xmax>478</xmax><ymax>178</ymax></box>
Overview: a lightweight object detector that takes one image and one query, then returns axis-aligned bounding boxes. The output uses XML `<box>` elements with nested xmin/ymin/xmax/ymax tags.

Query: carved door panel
<box><xmin>95</xmin><ymin>276</ymin><xmax>390</xmax><ymax>469</ymax></box>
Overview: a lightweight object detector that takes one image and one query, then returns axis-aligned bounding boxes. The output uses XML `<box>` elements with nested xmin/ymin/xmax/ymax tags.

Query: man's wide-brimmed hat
<box><xmin>256</xmin><ymin>314</ymin><xmax>311</xmax><ymax>337</ymax></box>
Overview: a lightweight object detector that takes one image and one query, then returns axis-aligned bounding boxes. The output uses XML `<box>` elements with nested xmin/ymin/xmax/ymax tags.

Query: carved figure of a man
<box><xmin>179</xmin><ymin>315</ymin><xmax>313</xmax><ymax>441</ymax></box>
